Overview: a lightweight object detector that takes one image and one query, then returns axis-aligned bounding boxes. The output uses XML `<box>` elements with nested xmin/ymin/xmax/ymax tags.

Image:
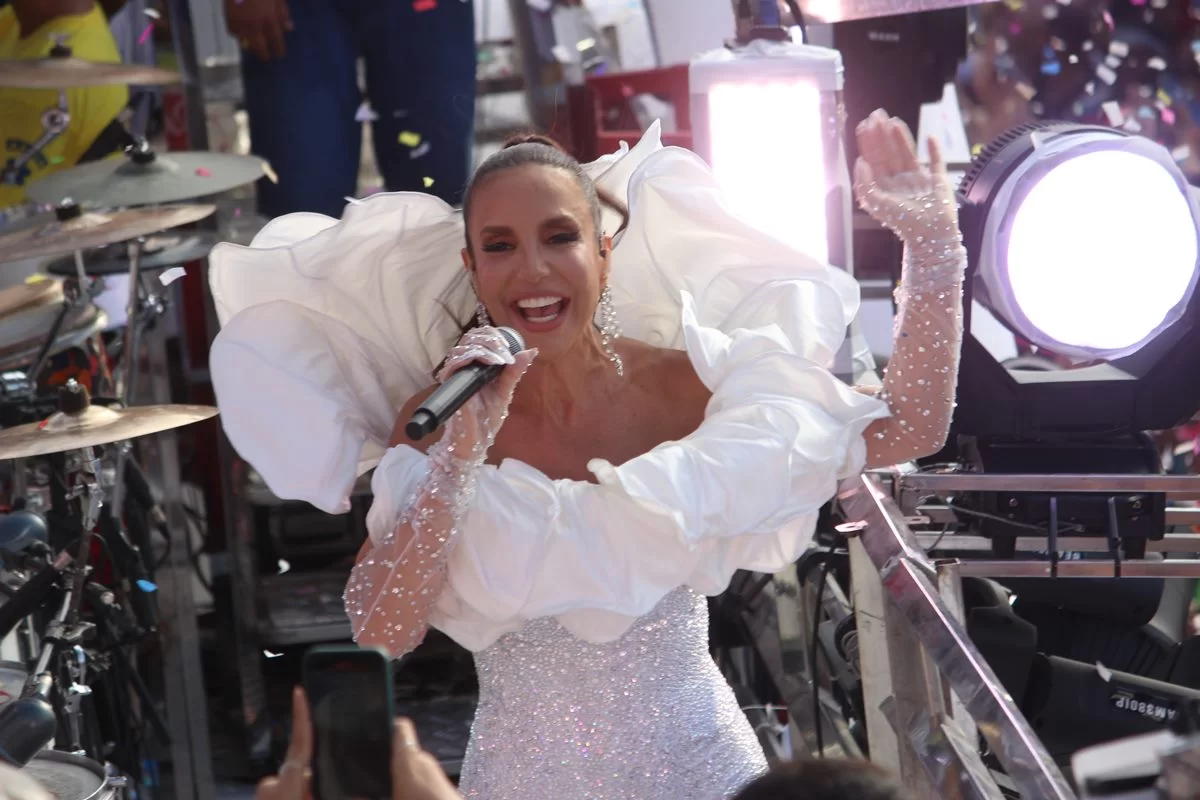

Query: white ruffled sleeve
<box><xmin>428</xmin><ymin>289</ymin><xmax>888</xmax><ymax>651</ymax></box>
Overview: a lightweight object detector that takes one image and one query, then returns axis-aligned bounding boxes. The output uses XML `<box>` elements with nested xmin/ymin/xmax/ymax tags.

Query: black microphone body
<box><xmin>0</xmin><ymin>551</ymin><xmax>69</xmax><ymax>641</ymax></box>
<box><xmin>406</xmin><ymin>327</ymin><xmax>524</xmax><ymax>441</ymax></box>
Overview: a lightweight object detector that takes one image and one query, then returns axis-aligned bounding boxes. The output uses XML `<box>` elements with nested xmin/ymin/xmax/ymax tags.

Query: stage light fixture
<box><xmin>929</xmin><ymin>122</ymin><xmax>1200</xmax><ymax>765</ymax></box>
<box><xmin>972</xmin><ymin>129</ymin><xmax>1198</xmax><ymax>361</ymax></box>
<box><xmin>954</xmin><ymin>121</ymin><xmax>1200</xmax><ymax>438</ymax></box>
<box><xmin>690</xmin><ymin>41</ymin><xmax>852</xmax><ymax>271</ymax></box>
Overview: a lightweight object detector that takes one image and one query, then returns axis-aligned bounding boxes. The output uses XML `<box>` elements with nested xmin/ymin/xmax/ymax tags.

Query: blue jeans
<box><xmin>241</xmin><ymin>0</ymin><xmax>476</xmax><ymax>218</ymax></box>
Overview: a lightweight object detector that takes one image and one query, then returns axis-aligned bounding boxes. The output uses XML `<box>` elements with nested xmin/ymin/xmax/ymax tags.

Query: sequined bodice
<box><xmin>457</xmin><ymin>588</ymin><xmax>767</xmax><ymax>800</ymax></box>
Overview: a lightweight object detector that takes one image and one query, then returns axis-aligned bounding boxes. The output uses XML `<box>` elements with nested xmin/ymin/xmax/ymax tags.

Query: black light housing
<box><xmin>953</xmin><ymin>121</ymin><xmax>1200</xmax><ymax>440</ymax></box>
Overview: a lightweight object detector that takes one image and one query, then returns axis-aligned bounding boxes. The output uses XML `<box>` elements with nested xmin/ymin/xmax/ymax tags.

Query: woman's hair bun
<box><xmin>501</xmin><ymin>132</ymin><xmax>567</xmax><ymax>153</ymax></box>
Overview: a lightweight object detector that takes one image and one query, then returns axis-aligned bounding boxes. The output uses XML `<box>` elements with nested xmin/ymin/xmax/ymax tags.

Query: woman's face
<box><xmin>463</xmin><ymin>164</ymin><xmax>610</xmax><ymax>359</ymax></box>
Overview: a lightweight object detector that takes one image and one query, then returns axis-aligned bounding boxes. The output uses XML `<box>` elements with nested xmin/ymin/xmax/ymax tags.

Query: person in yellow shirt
<box><xmin>0</xmin><ymin>0</ymin><xmax>130</xmax><ymax>209</ymax></box>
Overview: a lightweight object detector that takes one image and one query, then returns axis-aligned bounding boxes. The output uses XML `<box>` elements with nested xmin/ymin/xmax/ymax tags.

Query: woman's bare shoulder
<box><xmin>624</xmin><ymin>342</ymin><xmax>711</xmax><ymax>428</ymax></box>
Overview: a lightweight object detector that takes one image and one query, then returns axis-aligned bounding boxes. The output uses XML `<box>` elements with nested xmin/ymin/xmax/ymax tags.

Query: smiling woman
<box><xmin>209</xmin><ymin>112</ymin><xmax>965</xmax><ymax>800</ymax></box>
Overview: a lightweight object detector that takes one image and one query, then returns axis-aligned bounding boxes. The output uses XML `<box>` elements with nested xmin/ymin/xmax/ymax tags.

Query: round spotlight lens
<box><xmin>1005</xmin><ymin>149</ymin><xmax>1198</xmax><ymax>354</ymax></box>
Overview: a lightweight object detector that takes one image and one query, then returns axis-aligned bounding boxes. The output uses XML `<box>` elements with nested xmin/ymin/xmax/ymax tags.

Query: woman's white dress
<box><xmin>207</xmin><ymin>123</ymin><xmax>890</xmax><ymax>799</ymax></box>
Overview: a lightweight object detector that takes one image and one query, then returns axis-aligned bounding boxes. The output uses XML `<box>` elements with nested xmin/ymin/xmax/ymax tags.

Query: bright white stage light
<box><xmin>690</xmin><ymin>42</ymin><xmax>850</xmax><ymax>270</ymax></box>
<box><xmin>970</xmin><ymin>126</ymin><xmax>1200</xmax><ymax>360</ymax></box>
<box><xmin>707</xmin><ymin>80</ymin><xmax>828</xmax><ymax>262</ymax></box>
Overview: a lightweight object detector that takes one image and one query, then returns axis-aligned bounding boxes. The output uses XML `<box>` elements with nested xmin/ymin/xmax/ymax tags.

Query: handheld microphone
<box><xmin>0</xmin><ymin>550</ymin><xmax>70</xmax><ymax>641</ymax></box>
<box><xmin>406</xmin><ymin>327</ymin><xmax>525</xmax><ymax>441</ymax></box>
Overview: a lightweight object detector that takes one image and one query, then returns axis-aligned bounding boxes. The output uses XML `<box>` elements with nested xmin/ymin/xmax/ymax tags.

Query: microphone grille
<box><xmin>496</xmin><ymin>327</ymin><xmax>525</xmax><ymax>355</ymax></box>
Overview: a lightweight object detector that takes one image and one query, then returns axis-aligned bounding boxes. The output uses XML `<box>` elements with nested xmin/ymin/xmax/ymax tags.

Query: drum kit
<box><xmin>0</xmin><ymin>47</ymin><xmax>267</xmax><ymax>800</ymax></box>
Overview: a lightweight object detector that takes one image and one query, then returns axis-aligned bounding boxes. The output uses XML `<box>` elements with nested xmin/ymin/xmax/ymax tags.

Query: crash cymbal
<box><xmin>0</xmin><ymin>57</ymin><xmax>181</xmax><ymax>89</ymax></box>
<box><xmin>0</xmin><ymin>403</ymin><xmax>217</xmax><ymax>459</ymax></box>
<box><xmin>0</xmin><ymin>203</ymin><xmax>215</xmax><ymax>264</ymax></box>
<box><xmin>26</xmin><ymin>142</ymin><xmax>268</xmax><ymax>207</ymax></box>
<box><xmin>45</xmin><ymin>232</ymin><xmax>219</xmax><ymax>276</ymax></box>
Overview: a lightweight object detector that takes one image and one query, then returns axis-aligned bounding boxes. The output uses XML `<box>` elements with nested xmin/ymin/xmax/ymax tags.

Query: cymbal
<box><xmin>0</xmin><ymin>57</ymin><xmax>181</xmax><ymax>89</ymax></box>
<box><xmin>0</xmin><ymin>56</ymin><xmax>181</xmax><ymax>89</ymax></box>
<box><xmin>26</xmin><ymin>145</ymin><xmax>268</xmax><ymax>207</ymax></box>
<box><xmin>0</xmin><ymin>204</ymin><xmax>215</xmax><ymax>263</ymax></box>
<box><xmin>0</xmin><ymin>403</ymin><xmax>218</xmax><ymax>460</ymax></box>
<box><xmin>45</xmin><ymin>232</ymin><xmax>219</xmax><ymax>276</ymax></box>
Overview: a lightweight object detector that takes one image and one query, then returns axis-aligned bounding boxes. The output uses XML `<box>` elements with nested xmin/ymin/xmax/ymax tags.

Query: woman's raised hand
<box><xmin>852</xmin><ymin>109</ymin><xmax>958</xmax><ymax>246</ymax></box>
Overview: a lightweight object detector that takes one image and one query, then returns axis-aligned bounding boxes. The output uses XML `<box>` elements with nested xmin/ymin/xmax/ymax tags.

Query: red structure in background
<box><xmin>569</xmin><ymin>64</ymin><xmax>692</xmax><ymax>162</ymax></box>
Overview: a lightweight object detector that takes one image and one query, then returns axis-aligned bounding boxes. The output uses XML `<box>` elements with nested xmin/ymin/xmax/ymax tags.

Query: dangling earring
<box><xmin>597</xmin><ymin>286</ymin><xmax>624</xmax><ymax>377</ymax></box>
<box><xmin>475</xmin><ymin>300</ymin><xmax>491</xmax><ymax>328</ymax></box>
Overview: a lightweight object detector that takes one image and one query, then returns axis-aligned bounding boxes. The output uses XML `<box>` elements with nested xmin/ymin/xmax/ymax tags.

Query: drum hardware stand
<box><xmin>0</xmin><ymin>39</ymin><xmax>74</xmax><ymax>188</ymax></box>
<box><xmin>132</xmin><ymin>237</ymin><xmax>216</xmax><ymax>799</ymax></box>
<box><xmin>110</xmin><ymin>237</ymin><xmax>151</xmax><ymax>539</ymax></box>
<box><xmin>23</xmin><ymin>250</ymin><xmax>103</xmax><ymax>399</ymax></box>
<box><xmin>0</xmin><ymin>90</ymin><xmax>67</xmax><ymax>188</ymax></box>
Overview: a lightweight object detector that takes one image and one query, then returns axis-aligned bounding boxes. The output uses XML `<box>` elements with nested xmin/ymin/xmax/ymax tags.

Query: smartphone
<box><xmin>302</xmin><ymin>645</ymin><xmax>395</xmax><ymax>800</ymax></box>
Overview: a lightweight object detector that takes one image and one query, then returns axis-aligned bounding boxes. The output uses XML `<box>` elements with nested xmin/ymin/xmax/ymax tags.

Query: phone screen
<box><xmin>304</xmin><ymin>649</ymin><xmax>393</xmax><ymax>800</ymax></box>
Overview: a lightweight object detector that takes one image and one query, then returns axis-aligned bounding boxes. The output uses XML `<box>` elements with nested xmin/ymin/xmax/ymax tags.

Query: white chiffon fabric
<box><xmin>208</xmin><ymin>122</ymin><xmax>889</xmax><ymax>653</ymax></box>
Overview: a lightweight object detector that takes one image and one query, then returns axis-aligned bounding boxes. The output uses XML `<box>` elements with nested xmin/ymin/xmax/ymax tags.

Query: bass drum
<box><xmin>20</xmin><ymin>751</ymin><xmax>123</xmax><ymax>800</ymax></box>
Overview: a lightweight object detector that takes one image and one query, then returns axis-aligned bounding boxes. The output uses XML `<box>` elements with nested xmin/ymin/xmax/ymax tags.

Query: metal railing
<box><xmin>836</xmin><ymin>473</ymin><xmax>1076</xmax><ymax>798</ymax></box>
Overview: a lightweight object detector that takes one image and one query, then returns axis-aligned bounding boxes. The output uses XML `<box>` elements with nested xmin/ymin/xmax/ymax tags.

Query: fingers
<box><xmin>437</xmin><ymin>329</ymin><xmax>517</xmax><ymax>382</ymax></box>
<box><xmin>289</xmin><ymin>686</ymin><xmax>313</xmax><ymax>765</ymax></box>
<box><xmin>391</xmin><ymin>718</ymin><xmax>460</xmax><ymax>800</ymax></box>
<box><xmin>278</xmin><ymin>0</ymin><xmax>294</xmax><ymax>30</ymax></box>
<box><xmin>889</xmin><ymin>119</ymin><xmax>920</xmax><ymax>175</ymax></box>
<box><xmin>248</xmin><ymin>31</ymin><xmax>271</xmax><ymax>62</ymax></box>
<box><xmin>927</xmin><ymin>135</ymin><xmax>946</xmax><ymax>176</ymax></box>
<box><xmin>858</xmin><ymin>109</ymin><xmax>922</xmax><ymax>179</ymax></box>
<box><xmin>255</xmin><ymin>777</ymin><xmax>281</xmax><ymax>800</ymax></box>
<box><xmin>272</xmin><ymin>687</ymin><xmax>313</xmax><ymax>800</ymax></box>
<box><xmin>394</xmin><ymin>717</ymin><xmax>421</xmax><ymax>755</ymax></box>
<box><xmin>265</xmin><ymin>15</ymin><xmax>288</xmax><ymax>59</ymax></box>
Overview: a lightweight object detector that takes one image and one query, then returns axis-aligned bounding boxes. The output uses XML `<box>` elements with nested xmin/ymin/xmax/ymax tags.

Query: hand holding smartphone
<box><xmin>303</xmin><ymin>646</ymin><xmax>395</xmax><ymax>800</ymax></box>
<box><xmin>255</xmin><ymin>646</ymin><xmax>461</xmax><ymax>800</ymax></box>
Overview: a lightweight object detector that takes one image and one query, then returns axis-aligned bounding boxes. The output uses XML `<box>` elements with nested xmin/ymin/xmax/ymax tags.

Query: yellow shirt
<box><xmin>0</xmin><ymin>5</ymin><xmax>128</xmax><ymax>208</ymax></box>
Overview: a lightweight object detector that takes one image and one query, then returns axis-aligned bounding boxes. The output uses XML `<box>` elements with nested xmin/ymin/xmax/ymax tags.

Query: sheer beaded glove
<box><xmin>344</xmin><ymin>328</ymin><xmax>535</xmax><ymax>658</ymax></box>
<box><xmin>852</xmin><ymin>110</ymin><xmax>966</xmax><ymax>466</ymax></box>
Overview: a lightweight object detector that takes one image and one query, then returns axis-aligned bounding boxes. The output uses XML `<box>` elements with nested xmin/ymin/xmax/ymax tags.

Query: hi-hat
<box><xmin>0</xmin><ymin>403</ymin><xmax>218</xmax><ymax>459</ymax></box>
<box><xmin>44</xmin><ymin>232</ymin><xmax>219</xmax><ymax>277</ymax></box>
<box><xmin>26</xmin><ymin>142</ymin><xmax>267</xmax><ymax>207</ymax></box>
<box><xmin>0</xmin><ymin>57</ymin><xmax>181</xmax><ymax>89</ymax></box>
<box><xmin>0</xmin><ymin>203</ymin><xmax>215</xmax><ymax>263</ymax></box>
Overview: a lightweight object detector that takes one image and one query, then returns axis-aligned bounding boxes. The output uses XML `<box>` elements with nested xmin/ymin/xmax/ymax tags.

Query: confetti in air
<box><xmin>413</xmin><ymin>0</ymin><xmax>438</xmax><ymax>10</ymax></box>
<box><xmin>410</xmin><ymin>141</ymin><xmax>432</xmax><ymax>159</ymax></box>
<box><xmin>278</xmin><ymin>559</ymin><xmax>291</xmax><ymax>574</ymax></box>
<box><xmin>138</xmin><ymin>23</ymin><xmax>154</xmax><ymax>45</ymax></box>
<box><xmin>423</xmin><ymin>177</ymin><xmax>435</xmax><ymax>188</ymax></box>
<box><xmin>1101</xmin><ymin>101</ymin><xmax>1124</xmax><ymax>126</ymax></box>
<box><xmin>398</xmin><ymin>131</ymin><xmax>422</xmax><ymax>147</ymax></box>
<box><xmin>49</xmin><ymin>155</ymin><xmax>64</xmax><ymax>165</ymax></box>
<box><xmin>159</xmin><ymin>266</ymin><xmax>187</xmax><ymax>286</ymax></box>
<box><xmin>195</xmin><ymin>167</ymin><xmax>211</xmax><ymax>177</ymax></box>
<box><xmin>264</xmin><ymin>650</ymin><xmax>283</xmax><ymax>659</ymax></box>
<box><xmin>355</xmin><ymin>101</ymin><xmax>379</xmax><ymax>123</ymax></box>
